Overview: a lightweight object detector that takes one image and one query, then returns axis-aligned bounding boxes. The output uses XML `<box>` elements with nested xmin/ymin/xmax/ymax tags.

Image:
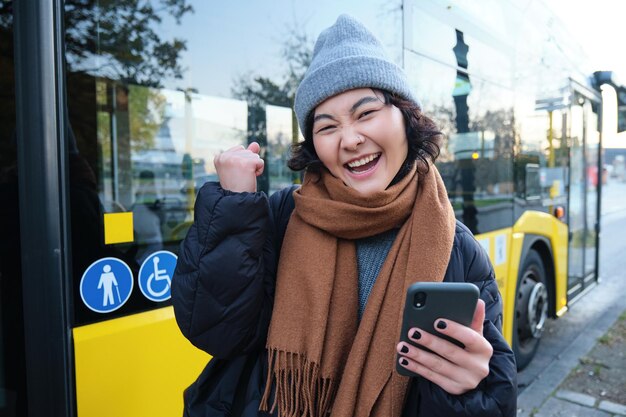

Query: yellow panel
<box><xmin>474</xmin><ymin>228</ymin><xmax>513</xmax><ymax>345</ymax></box>
<box><xmin>495</xmin><ymin>211</ymin><xmax>568</xmax><ymax>344</ymax></box>
<box><xmin>512</xmin><ymin>211</ymin><xmax>569</xmax><ymax>314</ymax></box>
<box><xmin>73</xmin><ymin>307</ymin><xmax>210</xmax><ymax>417</ymax></box>
<box><xmin>474</xmin><ymin>212</ymin><xmax>568</xmax><ymax>346</ymax></box>
<box><xmin>104</xmin><ymin>212</ymin><xmax>134</xmax><ymax>244</ymax></box>
<box><xmin>504</xmin><ymin>231</ymin><xmax>525</xmax><ymax>344</ymax></box>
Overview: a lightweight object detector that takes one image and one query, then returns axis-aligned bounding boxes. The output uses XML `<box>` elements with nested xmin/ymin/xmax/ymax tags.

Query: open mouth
<box><xmin>345</xmin><ymin>153</ymin><xmax>381</xmax><ymax>174</ymax></box>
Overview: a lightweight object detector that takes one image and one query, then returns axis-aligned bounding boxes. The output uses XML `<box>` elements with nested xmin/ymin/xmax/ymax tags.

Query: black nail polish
<box><xmin>400</xmin><ymin>345</ymin><xmax>409</xmax><ymax>354</ymax></box>
<box><xmin>436</xmin><ymin>320</ymin><xmax>447</xmax><ymax>330</ymax></box>
<box><xmin>412</xmin><ymin>330</ymin><xmax>421</xmax><ymax>340</ymax></box>
<box><xmin>400</xmin><ymin>358</ymin><xmax>408</xmax><ymax>366</ymax></box>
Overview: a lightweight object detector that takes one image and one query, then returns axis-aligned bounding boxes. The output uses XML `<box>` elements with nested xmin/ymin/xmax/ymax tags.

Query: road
<box><xmin>517</xmin><ymin>179</ymin><xmax>626</xmax><ymax>392</ymax></box>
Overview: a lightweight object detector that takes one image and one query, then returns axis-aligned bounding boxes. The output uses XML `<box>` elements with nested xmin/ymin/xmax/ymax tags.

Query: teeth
<box><xmin>347</xmin><ymin>153</ymin><xmax>380</xmax><ymax>168</ymax></box>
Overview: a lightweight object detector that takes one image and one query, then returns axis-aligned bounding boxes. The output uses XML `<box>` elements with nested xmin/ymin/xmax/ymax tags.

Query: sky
<box><xmin>153</xmin><ymin>0</ymin><xmax>626</xmax><ymax>98</ymax></box>
<box><xmin>544</xmin><ymin>0</ymin><xmax>625</xmax><ymax>81</ymax></box>
<box><xmin>157</xmin><ymin>0</ymin><xmax>402</xmax><ymax>97</ymax></box>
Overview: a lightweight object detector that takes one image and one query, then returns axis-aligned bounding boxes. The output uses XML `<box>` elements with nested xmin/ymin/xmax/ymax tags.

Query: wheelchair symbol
<box><xmin>147</xmin><ymin>256</ymin><xmax>171</xmax><ymax>298</ymax></box>
<box><xmin>139</xmin><ymin>251</ymin><xmax>177</xmax><ymax>302</ymax></box>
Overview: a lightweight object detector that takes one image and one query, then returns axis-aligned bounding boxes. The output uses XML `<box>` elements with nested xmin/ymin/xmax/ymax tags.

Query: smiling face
<box><xmin>312</xmin><ymin>88</ymin><xmax>408</xmax><ymax>196</ymax></box>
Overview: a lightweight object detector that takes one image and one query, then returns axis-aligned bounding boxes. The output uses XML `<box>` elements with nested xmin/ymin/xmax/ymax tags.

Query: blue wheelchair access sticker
<box><xmin>138</xmin><ymin>250</ymin><xmax>177</xmax><ymax>302</ymax></box>
<box><xmin>80</xmin><ymin>257</ymin><xmax>133</xmax><ymax>313</ymax></box>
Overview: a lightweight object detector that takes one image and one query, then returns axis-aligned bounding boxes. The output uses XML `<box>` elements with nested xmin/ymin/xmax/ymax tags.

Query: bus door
<box><xmin>0</xmin><ymin>5</ymin><xmax>25</xmax><ymax>414</ymax></box>
<box><xmin>566</xmin><ymin>85</ymin><xmax>601</xmax><ymax>301</ymax></box>
<box><xmin>1</xmin><ymin>2</ymin><xmax>77</xmax><ymax>414</ymax></box>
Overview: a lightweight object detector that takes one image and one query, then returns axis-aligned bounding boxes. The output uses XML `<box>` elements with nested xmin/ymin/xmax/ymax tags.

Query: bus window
<box><xmin>525</xmin><ymin>164</ymin><xmax>541</xmax><ymax>201</ymax></box>
<box><xmin>65</xmin><ymin>0</ymin><xmax>405</xmax><ymax>325</ymax></box>
<box><xmin>583</xmin><ymin>101</ymin><xmax>600</xmax><ymax>282</ymax></box>
<box><xmin>404</xmin><ymin>13</ymin><xmax>516</xmax><ymax>235</ymax></box>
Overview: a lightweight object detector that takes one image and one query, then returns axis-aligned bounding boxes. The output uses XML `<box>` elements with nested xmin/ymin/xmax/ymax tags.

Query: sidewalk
<box><xmin>517</xmin><ymin>307</ymin><xmax>626</xmax><ymax>416</ymax></box>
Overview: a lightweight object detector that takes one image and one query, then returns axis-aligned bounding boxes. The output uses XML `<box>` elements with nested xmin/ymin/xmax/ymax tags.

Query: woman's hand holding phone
<box><xmin>396</xmin><ymin>298</ymin><xmax>494</xmax><ymax>395</ymax></box>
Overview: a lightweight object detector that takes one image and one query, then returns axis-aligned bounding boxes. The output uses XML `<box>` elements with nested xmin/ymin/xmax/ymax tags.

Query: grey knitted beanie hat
<box><xmin>294</xmin><ymin>14</ymin><xmax>420</xmax><ymax>135</ymax></box>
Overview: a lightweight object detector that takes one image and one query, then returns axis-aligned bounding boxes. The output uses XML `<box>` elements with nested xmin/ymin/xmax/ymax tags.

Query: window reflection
<box><xmin>406</xmin><ymin>23</ymin><xmax>515</xmax><ymax>234</ymax></box>
<box><xmin>96</xmin><ymin>81</ymin><xmax>252</xmax><ymax>249</ymax></box>
<box><xmin>568</xmin><ymin>104</ymin><xmax>586</xmax><ymax>283</ymax></box>
<box><xmin>65</xmin><ymin>0</ymin><xmax>401</xmax><ymax>322</ymax></box>
<box><xmin>404</xmin><ymin>1</ymin><xmax>601</xmax><ymax>238</ymax></box>
<box><xmin>266</xmin><ymin>104</ymin><xmax>297</xmax><ymax>193</ymax></box>
<box><xmin>584</xmin><ymin>102</ymin><xmax>599</xmax><ymax>277</ymax></box>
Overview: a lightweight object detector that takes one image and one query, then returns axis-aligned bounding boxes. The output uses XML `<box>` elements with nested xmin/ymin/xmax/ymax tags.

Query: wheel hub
<box><xmin>517</xmin><ymin>277</ymin><xmax>548</xmax><ymax>340</ymax></box>
<box><xmin>527</xmin><ymin>282</ymin><xmax>548</xmax><ymax>338</ymax></box>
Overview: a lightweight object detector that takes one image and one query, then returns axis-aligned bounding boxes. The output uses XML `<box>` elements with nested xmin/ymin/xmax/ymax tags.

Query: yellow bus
<box><xmin>0</xmin><ymin>0</ymin><xmax>621</xmax><ymax>415</ymax></box>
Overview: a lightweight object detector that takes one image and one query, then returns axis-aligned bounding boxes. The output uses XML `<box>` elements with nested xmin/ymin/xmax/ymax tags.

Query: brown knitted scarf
<box><xmin>259</xmin><ymin>164</ymin><xmax>456</xmax><ymax>417</ymax></box>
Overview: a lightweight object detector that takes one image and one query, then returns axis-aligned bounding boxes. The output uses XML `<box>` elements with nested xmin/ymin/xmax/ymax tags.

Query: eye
<box><xmin>315</xmin><ymin>125</ymin><xmax>336</xmax><ymax>134</ymax></box>
<box><xmin>358</xmin><ymin>109</ymin><xmax>377</xmax><ymax>119</ymax></box>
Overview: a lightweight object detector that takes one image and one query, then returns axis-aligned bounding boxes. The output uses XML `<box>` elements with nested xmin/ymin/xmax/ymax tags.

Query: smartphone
<box><xmin>396</xmin><ymin>282</ymin><xmax>479</xmax><ymax>377</ymax></box>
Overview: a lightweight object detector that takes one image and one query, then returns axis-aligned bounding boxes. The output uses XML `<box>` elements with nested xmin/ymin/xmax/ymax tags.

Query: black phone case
<box><xmin>396</xmin><ymin>282</ymin><xmax>479</xmax><ymax>377</ymax></box>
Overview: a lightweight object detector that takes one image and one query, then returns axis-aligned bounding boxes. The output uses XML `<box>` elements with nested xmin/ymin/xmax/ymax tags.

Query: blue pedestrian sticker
<box><xmin>138</xmin><ymin>250</ymin><xmax>177</xmax><ymax>302</ymax></box>
<box><xmin>80</xmin><ymin>257</ymin><xmax>133</xmax><ymax>313</ymax></box>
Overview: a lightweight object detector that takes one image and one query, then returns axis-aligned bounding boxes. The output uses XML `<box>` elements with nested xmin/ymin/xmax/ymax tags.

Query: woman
<box><xmin>172</xmin><ymin>14</ymin><xmax>517</xmax><ymax>417</ymax></box>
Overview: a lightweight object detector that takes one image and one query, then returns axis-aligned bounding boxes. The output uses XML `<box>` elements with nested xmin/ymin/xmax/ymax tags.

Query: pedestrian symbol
<box><xmin>80</xmin><ymin>257</ymin><xmax>133</xmax><ymax>313</ymax></box>
<box><xmin>138</xmin><ymin>250</ymin><xmax>177</xmax><ymax>302</ymax></box>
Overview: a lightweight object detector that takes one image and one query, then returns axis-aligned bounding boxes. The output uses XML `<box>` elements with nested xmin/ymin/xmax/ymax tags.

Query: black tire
<box><xmin>512</xmin><ymin>249</ymin><xmax>549</xmax><ymax>370</ymax></box>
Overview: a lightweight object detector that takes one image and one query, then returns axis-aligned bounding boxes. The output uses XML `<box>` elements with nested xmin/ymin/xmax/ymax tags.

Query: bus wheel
<box><xmin>513</xmin><ymin>249</ymin><xmax>549</xmax><ymax>370</ymax></box>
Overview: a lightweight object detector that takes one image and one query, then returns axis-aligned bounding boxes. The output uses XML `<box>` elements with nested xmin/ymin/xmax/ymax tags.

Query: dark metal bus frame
<box><xmin>13</xmin><ymin>1</ymin><xmax>74</xmax><ymax>415</ymax></box>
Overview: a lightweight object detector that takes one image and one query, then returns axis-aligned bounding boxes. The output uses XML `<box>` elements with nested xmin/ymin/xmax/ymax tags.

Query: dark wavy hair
<box><xmin>287</xmin><ymin>89</ymin><xmax>443</xmax><ymax>185</ymax></box>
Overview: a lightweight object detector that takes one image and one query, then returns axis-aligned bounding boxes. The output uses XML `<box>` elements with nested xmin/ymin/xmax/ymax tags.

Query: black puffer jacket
<box><xmin>172</xmin><ymin>183</ymin><xmax>517</xmax><ymax>417</ymax></box>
